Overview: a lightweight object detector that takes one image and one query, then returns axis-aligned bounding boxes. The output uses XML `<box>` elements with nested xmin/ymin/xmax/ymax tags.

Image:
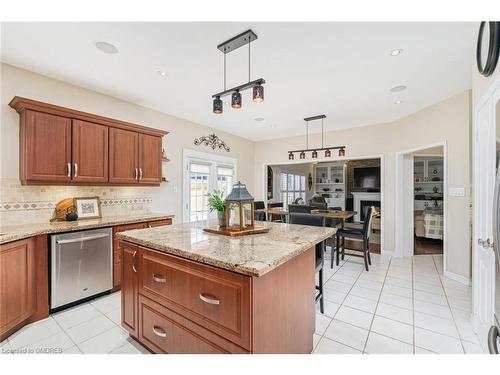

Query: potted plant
<box><xmin>207</xmin><ymin>190</ymin><xmax>227</xmax><ymax>227</ymax></box>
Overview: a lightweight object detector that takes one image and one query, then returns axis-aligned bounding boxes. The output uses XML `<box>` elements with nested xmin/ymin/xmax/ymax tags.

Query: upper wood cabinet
<box><xmin>10</xmin><ymin>97</ymin><xmax>167</xmax><ymax>186</ymax></box>
<box><xmin>109</xmin><ymin>128</ymin><xmax>139</xmax><ymax>184</ymax></box>
<box><xmin>72</xmin><ymin>120</ymin><xmax>109</xmax><ymax>183</ymax></box>
<box><xmin>23</xmin><ymin>110</ymin><xmax>72</xmax><ymax>182</ymax></box>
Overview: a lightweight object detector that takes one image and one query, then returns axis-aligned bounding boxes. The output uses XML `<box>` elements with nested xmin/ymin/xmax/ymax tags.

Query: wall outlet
<box><xmin>449</xmin><ymin>187</ymin><xmax>465</xmax><ymax>197</ymax></box>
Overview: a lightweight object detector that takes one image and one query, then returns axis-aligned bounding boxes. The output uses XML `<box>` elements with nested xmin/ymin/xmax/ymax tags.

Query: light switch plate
<box><xmin>449</xmin><ymin>187</ymin><xmax>465</xmax><ymax>197</ymax></box>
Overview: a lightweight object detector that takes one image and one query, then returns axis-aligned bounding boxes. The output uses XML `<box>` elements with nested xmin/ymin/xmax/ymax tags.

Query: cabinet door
<box><xmin>112</xmin><ymin>222</ymin><xmax>147</xmax><ymax>289</ymax></box>
<box><xmin>23</xmin><ymin>110</ymin><xmax>72</xmax><ymax>182</ymax></box>
<box><xmin>72</xmin><ymin>120</ymin><xmax>109</xmax><ymax>183</ymax></box>
<box><xmin>109</xmin><ymin>128</ymin><xmax>139</xmax><ymax>184</ymax></box>
<box><xmin>0</xmin><ymin>238</ymin><xmax>36</xmax><ymax>340</ymax></box>
<box><xmin>121</xmin><ymin>242</ymin><xmax>139</xmax><ymax>337</ymax></box>
<box><xmin>138</xmin><ymin>134</ymin><xmax>162</xmax><ymax>184</ymax></box>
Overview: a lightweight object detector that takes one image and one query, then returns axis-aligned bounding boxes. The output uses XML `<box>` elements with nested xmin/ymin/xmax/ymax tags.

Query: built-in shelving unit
<box><xmin>313</xmin><ymin>161</ymin><xmax>346</xmax><ymax>210</ymax></box>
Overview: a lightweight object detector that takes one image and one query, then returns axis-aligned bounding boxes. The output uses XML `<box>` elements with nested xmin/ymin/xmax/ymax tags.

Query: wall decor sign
<box><xmin>75</xmin><ymin>196</ymin><xmax>102</xmax><ymax>219</ymax></box>
<box><xmin>193</xmin><ymin>134</ymin><xmax>231</xmax><ymax>152</ymax></box>
<box><xmin>476</xmin><ymin>21</ymin><xmax>500</xmax><ymax>77</ymax></box>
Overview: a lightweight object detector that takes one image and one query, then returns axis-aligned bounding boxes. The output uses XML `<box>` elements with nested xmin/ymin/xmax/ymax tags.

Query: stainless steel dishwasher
<box><xmin>51</xmin><ymin>227</ymin><xmax>113</xmax><ymax>309</ymax></box>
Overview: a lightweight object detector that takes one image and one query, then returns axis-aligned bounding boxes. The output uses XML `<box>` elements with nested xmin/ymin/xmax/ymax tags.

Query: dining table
<box><xmin>256</xmin><ymin>207</ymin><xmax>356</xmax><ymax>229</ymax></box>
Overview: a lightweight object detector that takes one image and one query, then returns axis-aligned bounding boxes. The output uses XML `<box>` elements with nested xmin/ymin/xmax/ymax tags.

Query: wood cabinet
<box><xmin>120</xmin><ymin>243</ymin><xmax>315</xmax><ymax>354</ymax></box>
<box><xmin>72</xmin><ymin>120</ymin><xmax>109</xmax><ymax>183</ymax></box>
<box><xmin>112</xmin><ymin>219</ymin><xmax>172</xmax><ymax>290</ymax></box>
<box><xmin>0</xmin><ymin>236</ymin><xmax>49</xmax><ymax>341</ymax></box>
<box><xmin>121</xmin><ymin>242</ymin><xmax>140</xmax><ymax>337</ymax></box>
<box><xmin>22</xmin><ymin>110</ymin><xmax>72</xmax><ymax>183</ymax></box>
<box><xmin>10</xmin><ymin>97</ymin><xmax>167</xmax><ymax>186</ymax></box>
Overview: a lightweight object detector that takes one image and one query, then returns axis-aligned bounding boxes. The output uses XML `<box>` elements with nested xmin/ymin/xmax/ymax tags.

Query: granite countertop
<box><xmin>117</xmin><ymin>220</ymin><xmax>336</xmax><ymax>277</ymax></box>
<box><xmin>0</xmin><ymin>213</ymin><xmax>174</xmax><ymax>244</ymax></box>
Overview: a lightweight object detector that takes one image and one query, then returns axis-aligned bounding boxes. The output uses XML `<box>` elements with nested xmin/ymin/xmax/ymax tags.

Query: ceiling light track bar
<box><xmin>212</xmin><ymin>78</ymin><xmax>266</xmax><ymax>98</ymax></box>
<box><xmin>217</xmin><ymin>29</ymin><xmax>258</xmax><ymax>53</ymax></box>
<box><xmin>288</xmin><ymin>146</ymin><xmax>346</xmax><ymax>153</ymax></box>
<box><xmin>304</xmin><ymin>114</ymin><xmax>326</xmax><ymax>121</ymax></box>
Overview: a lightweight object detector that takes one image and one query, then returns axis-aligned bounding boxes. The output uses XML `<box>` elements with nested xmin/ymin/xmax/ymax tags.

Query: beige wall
<box><xmin>254</xmin><ymin>91</ymin><xmax>472</xmax><ymax>279</ymax></box>
<box><xmin>0</xmin><ymin>63</ymin><xmax>255</xmax><ymax>224</ymax></box>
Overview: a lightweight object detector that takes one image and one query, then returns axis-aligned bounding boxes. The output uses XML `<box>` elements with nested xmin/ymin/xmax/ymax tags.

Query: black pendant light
<box><xmin>231</xmin><ymin>91</ymin><xmax>242</xmax><ymax>109</ymax></box>
<box><xmin>325</xmin><ymin>149</ymin><xmax>331</xmax><ymax>157</ymax></box>
<box><xmin>211</xmin><ymin>30</ymin><xmax>266</xmax><ymax>113</ymax></box>
<box><xmin>213</xmin><ymin>96</ymin><xmax>223</xmax><ymax>114</ymax></box>
<box><xmin>300</xmin><ymin>151</ymin><xmax>306</xmax><ymax>160</ymax></box>
<box><xmin>339</xmin><ymin>148</ymin><xmax>346</xmax><ymax>157</ymax></box>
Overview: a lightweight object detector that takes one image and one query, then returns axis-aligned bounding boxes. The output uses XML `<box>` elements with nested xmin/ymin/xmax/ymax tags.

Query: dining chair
<box><xmin>267</xmin><ymin>202</ymin><xmax>284</xmax><ymax>222</ymax></box>
<box><xmin>334</xmin><ymin>206</ymin><xmax>374</xmax><ymax>271</ymax></box>
<box><xmin>309</xmin><ymin>201</ymin><xmax>328</xmax><ymax>210</ymax></box>
<box><xmin>288</xmin><ymin>213</ymin><xmax>327</xmax><ymax>314</ymax></box>
<box><xmin>288</xmin><ymin>204</ymin><xmax>312</xmax><ymax>213</ymax></box>
<box><xmin>254</xmin><ymin>201</ymin><xmax>266</xmax><ymax>221</ymax></box>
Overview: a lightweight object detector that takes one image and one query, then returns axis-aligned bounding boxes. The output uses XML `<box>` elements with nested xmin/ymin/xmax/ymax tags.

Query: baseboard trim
<box><xmin>443</xmin><ymin>270</ymin><xmax>471</xmax><ymax>286</ymax></box>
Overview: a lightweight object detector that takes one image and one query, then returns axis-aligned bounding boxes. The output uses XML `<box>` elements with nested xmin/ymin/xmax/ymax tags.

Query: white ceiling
<box><xmin>1</xmin><ymin>22</ymin><xmax>477</xmax><ymax>141</ymax></box>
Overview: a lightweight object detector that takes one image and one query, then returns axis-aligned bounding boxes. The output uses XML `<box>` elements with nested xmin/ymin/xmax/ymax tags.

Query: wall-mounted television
<box><xmin>353</xmin><ymin>167</ymin><xmax>380</xmax><ymax>189</ymax></box>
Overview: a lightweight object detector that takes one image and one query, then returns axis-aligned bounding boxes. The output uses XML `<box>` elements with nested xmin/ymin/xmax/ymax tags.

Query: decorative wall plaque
<box><xmin>193</xmin><ymin>134</ymin><xmax>231</xmax><ymax>152</ymax></box>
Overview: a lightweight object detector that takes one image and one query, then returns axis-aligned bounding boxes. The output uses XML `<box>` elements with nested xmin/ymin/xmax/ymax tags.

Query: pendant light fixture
<box><xmin>211</xmin><ymin>29</ymin><xmax>266</xmax><ymax>114</ymax></box>
<box><xmin>287</xmin><ymin>115</ymin><xmax>345</xmax><ymax>160</ymax></box>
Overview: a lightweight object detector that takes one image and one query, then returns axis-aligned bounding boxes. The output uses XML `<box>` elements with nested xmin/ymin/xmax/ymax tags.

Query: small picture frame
<box><xmin>75</xmin><ymin>197</ymin><xmax>101</xmax><ymax>220</ymax></box>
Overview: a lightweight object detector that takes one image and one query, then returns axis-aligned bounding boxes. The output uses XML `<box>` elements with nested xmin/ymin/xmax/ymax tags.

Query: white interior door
<box><xmin>473</xmin><ymin>95</ymin><xmax>496</xmax><ymax>339</ymax></box>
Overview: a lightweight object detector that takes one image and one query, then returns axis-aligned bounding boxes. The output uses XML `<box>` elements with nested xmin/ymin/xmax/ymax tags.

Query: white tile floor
<box><xmin>0</xmin><ymin>253</ymin><xmax>483</xmax><ymax>355</ymax></box>
<box><xmin>0</xmin><ymin>292</ymin><xmax>150</xmax><ymax>354</ymax></box>
<box><xmin>313</xmin><ymin>252</ymin><xmax>484</xmax><ymax>354</ymax></box>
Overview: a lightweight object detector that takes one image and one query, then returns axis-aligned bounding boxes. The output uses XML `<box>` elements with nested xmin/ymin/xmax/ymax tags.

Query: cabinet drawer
<box><xmin>138</xmin><ymin>248</ymin><xmax>251</xmax><ymax>350</ymax></box>
<box><xmin>138</xmin><ymin>296</ymin><xmax>226</xmax><ymax>354</ymax></box>
<box><xmin>146</xmin><ymin>218</ymin><xmax>172</xmax><ymax>228</ymax></box>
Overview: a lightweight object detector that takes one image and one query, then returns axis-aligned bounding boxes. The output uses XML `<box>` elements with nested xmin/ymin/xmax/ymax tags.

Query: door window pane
<box><xmin>189</xmin><ymin>163</ymin><xmax>210</xmax><ymax>222</ymax></box>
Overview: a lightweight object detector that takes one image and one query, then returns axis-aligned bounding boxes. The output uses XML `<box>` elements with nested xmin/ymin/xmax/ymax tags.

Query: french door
<box><xmin>183</xmin><ymin>150</ymin><xmax>236</xmax><ymax>223</ymax></box>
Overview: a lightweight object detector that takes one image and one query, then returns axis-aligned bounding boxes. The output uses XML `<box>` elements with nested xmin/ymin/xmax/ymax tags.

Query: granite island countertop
<box><xmin>116</xmin><ymin>220</ymin><xmax>336</xmax><ymax>277</ymax></box>
<box><xmin>0</xmin><ymin>213</ymin><xmax>175</xmax><ymax>244</ymax></box>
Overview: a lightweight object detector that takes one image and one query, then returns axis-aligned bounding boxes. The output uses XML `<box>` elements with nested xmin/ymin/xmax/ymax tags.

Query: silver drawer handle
<box><xmin>139</xmin><ymin>168</ymin><xmax>143</xmax><ymax>180</ymax></box>
<box><xmin>74</xmin><ymin>163</ymin><xmax>78</xmax><ymax>178</ymax></box>
<box><xmin>56</xmin><ymin>233</ymin><xmax>109</xmax><ymax>244</ymax></box>
<box><xmin>134</xmin><ymin>168</ymin><xmax>138</xmax><ymax>180</ymax></box>
<box><xmin>67</xmin><ymin>162</ymin><xmax>71</xmax><ymax>178</ymax></box>
<box><xmin>199</xmin><ymin>293</ymin><xmax>220</xmax><ymax>305</ymax></box>
<box><xmin>153</xmin><ymin>274</ymin><xmax>166</xmax><ymax>283</ymax></box>
<box><xmin>152</xmin><ymin>326</ymin><xmax>167</xmax><ymax>338</ymax></box>
<box><xmin>132</xmin><ymin>250</ymin><xmax>137</xmax><ymax>273</ymax></box>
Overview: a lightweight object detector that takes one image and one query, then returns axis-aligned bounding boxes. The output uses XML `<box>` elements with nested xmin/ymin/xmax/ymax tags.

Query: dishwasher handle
<box><xmin>56</xmin><ymin>233</ymin><xmax>110</xmax><ymax>245</ymax></box>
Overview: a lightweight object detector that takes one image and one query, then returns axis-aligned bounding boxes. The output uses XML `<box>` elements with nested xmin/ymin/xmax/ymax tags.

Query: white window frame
<box><xmin>182</xmin><ymin>148</ymin><xmax>237</xmax><ymax>223</ymax></box>
<box><xmin>279</xmin><ymin>171</ymin><xmax>306</xmax><ymax>209</ymax></box>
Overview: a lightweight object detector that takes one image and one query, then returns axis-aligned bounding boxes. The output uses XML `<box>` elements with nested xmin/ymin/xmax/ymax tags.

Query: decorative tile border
<box><xmin>0</xmin><ymin>197</ymin><xmax>152</xmax><ymax>212</ymax></box>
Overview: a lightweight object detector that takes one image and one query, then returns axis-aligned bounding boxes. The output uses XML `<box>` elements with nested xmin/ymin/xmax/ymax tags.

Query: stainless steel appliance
<box><xmin>51</xmin><ymin>228</ymin><xmax>112</xmax><ymax>309</ymax></box>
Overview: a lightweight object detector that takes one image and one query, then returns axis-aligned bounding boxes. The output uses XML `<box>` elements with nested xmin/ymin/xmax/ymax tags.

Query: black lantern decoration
<box><xmin>312</xmin><ymin>150</ymin><xmax>318</xmax><ymax>159</ymax></box>
<box><xmin>224</xmin><ymin>181</ymin><xmax>255</xmax><ymax>232</ymax></box>
<box><xmin>289</xmin><ymin>152</ymin><xmax>294</xmax><ymax>160</ymax></box>
<box><xmin>252</xmin><ymin>82</ymin><xmax>264</xmax><ymax>102</ymax></box>
<box><xmin>231</xmin><ymin>91</ymin><xmax>242</xmax><ymax>109</ymax></box>
<box><xmin>213</xmin><ymin>96</ymin><xmax>223</xmax><ymax>114</ymax></box>
<box><xmin>325</xmin><ymin>149</ymin><xmax>331</xmax><ymax>157</ymax></box>
<box><xmin>300</xmin><ymin>151</ymin><xmax>306</xmax><ymax>160</ymax></box>
<box><xmin>339</xmin><ymin>148</ymin><xmax>346</xmax><ymax>157</ymax></box>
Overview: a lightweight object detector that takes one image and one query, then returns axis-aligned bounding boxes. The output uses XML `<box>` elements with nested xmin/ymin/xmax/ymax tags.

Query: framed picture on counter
<box><xmin>75</xmin><ymin>196</ymin><xmax>102</xmax><ymax>219</ymax></box>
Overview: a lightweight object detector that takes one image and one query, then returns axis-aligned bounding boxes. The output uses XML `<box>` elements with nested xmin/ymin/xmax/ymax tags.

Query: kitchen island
<box><xmin>116</xmin><ymin>220</ymin><xmax>335</xmax><ymax>354</ymax></box>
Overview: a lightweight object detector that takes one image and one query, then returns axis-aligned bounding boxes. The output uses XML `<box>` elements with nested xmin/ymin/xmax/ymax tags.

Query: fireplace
<box><xmin>360</xmin><ymin>200</ymin><xmax>380</xmax><ymax>221</ymax></box>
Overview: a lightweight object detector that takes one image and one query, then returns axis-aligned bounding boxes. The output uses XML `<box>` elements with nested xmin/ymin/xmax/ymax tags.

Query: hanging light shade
<box><xmin>300</xmin><ymin>151</ymin><xmax>306</xmax><ymax>160</ymax></box>
<box><xmin>339</xmin><ymin>148</ymin><xmax>346</xmax><ymax>157</ymax></box>
<box><xmin>252</xmin><ymin>83</ymin><xmax>264</xmax><ymax>102</ymax></box>
<box><xmin>312</xmin><ymin>150</ymin><xmax>318</xmax><ymax>159</ymax></box>
<box><xmin>325</xmin><ymin>149</ymin><xmax>331</xmax><ymax>158</ymax></box>
<box><xmin>231</xmin><ymin>91</ymin><xmax>242</xmax><ymax>109</ymax></box>
<box><xmin>288</xmin><ymin>152</ymin><xmax>294</xmax><ymax>160</ymax></box>
<box><xmin>213</xmin><ymin>96</ymin><xmax>223</xmax><ymax>114</ymax></box>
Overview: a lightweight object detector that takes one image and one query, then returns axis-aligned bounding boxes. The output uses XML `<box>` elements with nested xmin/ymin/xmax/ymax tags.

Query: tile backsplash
<box><xmin>0</xmin><ymin>178</ymin><xmax>155</xmax><ymax>225</ymax></box>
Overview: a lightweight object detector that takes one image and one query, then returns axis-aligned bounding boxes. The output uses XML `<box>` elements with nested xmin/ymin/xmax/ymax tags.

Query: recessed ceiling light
<box><xmin>390</xmin><ymin>49</ymin><xmax>403</xmax><ymax>56</ymax></box>
<box><xmin>157</xmin><ymin>70</ymin><xmax>168</xmax><ymax>77</ymax></box>
<box><xmin>254</xmin><ymin>117</ymin><xmax>265</xmax><ymax>122</ymax></box>
<box><xmin>95</xmin><ymin>41</ymin><xmax>119</xmax><ymax>54</ymax></box>
<box><xmin>390</xmin><ymin>85</ymin><xmax>407</xmax><ymax>92</ymax></box>
<box><xmin>394</xmin><ymin>100</ymin><xmax>403</xmax><ymax>105</ymax></box>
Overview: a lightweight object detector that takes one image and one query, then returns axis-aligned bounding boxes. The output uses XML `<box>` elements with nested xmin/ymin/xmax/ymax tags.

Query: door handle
<box><xmin>67</xmin><ymin>163</ymin><xmax>71</xmax><ymax>178</ymax></box>
<box><xmin>74</xmin><ymin>163</ymin><xmax>78</xmax><ymax>178</ymax></box>
<box><xmin>152</xmin><ymin>326</ymin><xmax>167</xmax><ymax>338</ymax></box>
<box><xmin>134</xmin><ymin>168</ymin><xmax>138</xmax><ymax>180</ymax></box>
<box><xmin>199</xmin><ymin>293</ymin><xmax>220</xmax><ymax>305</ymax></box>
<box><xmin>488</xmin><ymin>325</ymin><xmax>499</xmax><ymax>354</ymax></box>
<box><xmin>132</xmin><ymin>250</ymin><xmax>137</xmax><ymax>273</ymax></box>
<box><xmin>478</xmin><ymin>238</ymin><xmax>495</xmax><ymax>249</ymax></box>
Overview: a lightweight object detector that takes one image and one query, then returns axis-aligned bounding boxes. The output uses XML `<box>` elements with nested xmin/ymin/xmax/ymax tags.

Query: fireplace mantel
<box><xmin>351</xmin><ymin>192</ymin><xmax>381</xmax><ymax>222</ymax></box>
